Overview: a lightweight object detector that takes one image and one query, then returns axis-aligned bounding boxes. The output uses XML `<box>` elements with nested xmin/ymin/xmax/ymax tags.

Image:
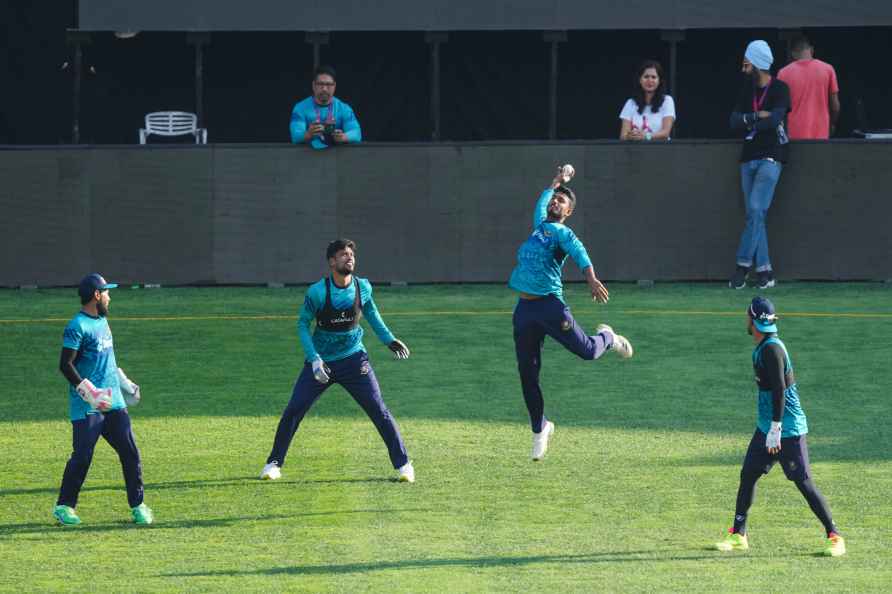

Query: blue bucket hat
<box><xmin>78</xmin><ymin>273</ymin><xmax>118</xmax><ymax>301</ymax></box>
<box><xmin>748</xmin><ymin>296</ymin><xmax>778</xmax><ymax>333</ymax></box>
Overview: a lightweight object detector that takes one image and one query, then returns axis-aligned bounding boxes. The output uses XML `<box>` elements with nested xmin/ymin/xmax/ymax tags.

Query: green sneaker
<box><xmin>715</xmin><ymin>530</ymin><xmax>749</xmax><ymax>552</ymax></box>
<box><xmin>53</xmin><ymin>505</ymin><xmax>81</xmax><ymax>526</ymax></box>
<box><xmin>131</xmin><ymin>503</ymin><xmax>154</xmax><ymax>525</ymax></box>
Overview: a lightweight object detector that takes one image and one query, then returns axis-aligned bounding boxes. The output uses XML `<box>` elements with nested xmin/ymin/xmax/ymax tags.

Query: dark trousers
<box><xmin>513</xmin><ymin>295</ymin><xmax>612</xmax><ymax>433</ymax></box>
<box><xmin>57</xmin><ymin>409</ymin><xmax>144</xmax><ymax>509</ymax></box>
<box><xmin>267</xmin><ymin>351</ymin><xmax>409</xmax><ymax>469</ymax></box>
<box><xmin>733</xmin><ymin>430</ymin><xmax>836</xmax><ymax>536</ymax></box>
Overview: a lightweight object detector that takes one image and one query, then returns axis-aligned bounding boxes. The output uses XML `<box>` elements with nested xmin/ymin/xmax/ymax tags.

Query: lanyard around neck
<box><xmin>753</xmin><ymin>79</ymin><xmax>772</xmax><ymax>112</ymax></box>
<box><xmin>314</xmin><ymin>102</ymin><xmax>336</xmax><ymax>124</ymax></box>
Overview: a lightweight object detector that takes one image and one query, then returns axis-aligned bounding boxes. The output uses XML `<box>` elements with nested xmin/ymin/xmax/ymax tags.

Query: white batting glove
<box><xmin>76</xmin><ymin>378</ymin><xmax>113</xmax><ymax>412</ymax></box>
<box><xmin>117</xmin><ymin>367</ymin><xmax>141</xmax><ymax>407</ymax></box>
<box><xmin>312</xmin><ymin>357</ymin><xmax>331</xmax><ymax>384</ymax></box>
<box><xmin>766</xmin><ymin>421</ymin><xmax>782</xmax><ymax>452</ymax></box>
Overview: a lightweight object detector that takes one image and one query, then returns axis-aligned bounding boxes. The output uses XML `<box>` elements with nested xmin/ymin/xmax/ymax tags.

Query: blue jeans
<box><xmin>735</xmin><ymin>159</ymin><xmax>782</xmax><ymax>273</ymax></box>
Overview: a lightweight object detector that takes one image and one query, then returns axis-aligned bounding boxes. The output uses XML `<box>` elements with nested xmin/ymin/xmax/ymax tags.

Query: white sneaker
<box><xmin>260</xmin><ymin>462</ymin><xmax>281</xmax><ymax>480</ymax></box>
<box><xmin>596</xmin><ymin>324</ymin><xmax>634</xmax><ymax>359</ymax></box>
<box><xmin>397</xmin><ymin>461</ymin><xmax>415</xmax><ymax>483</ymax></box>
<box><xmin>531</xmin><ymin>421</ymin><xmax>555</xmax><ymax>461</ymax></box>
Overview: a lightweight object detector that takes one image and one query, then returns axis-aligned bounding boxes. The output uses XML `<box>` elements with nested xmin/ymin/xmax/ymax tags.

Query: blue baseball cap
<box><xmin>78</xmin><ymin>273</ymin><xmax>118</xmax><ymax>301</ymax></box>
<box><xmin>748</xmin><ymin>296</ymin><xmax>778</xmax><ymax>333</ymax></box>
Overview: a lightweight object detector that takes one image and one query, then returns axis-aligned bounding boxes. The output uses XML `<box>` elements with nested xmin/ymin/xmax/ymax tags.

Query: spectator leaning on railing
<box><xmin>728</xmin><ymin>40</ymin><xmax>791</xmax><ymax>290</ymax></box>
<box><xmin>777</xmin><ymin>36</ymin><xmax>840</xmax><ymax>139</ymax></box>
<box><xmin>290</xmin><ymin>65</ymin><xmax>362</xmax><ymax>149</ymax></box>
<box><xmin>619</xmin><ymin>60</ymin><xmax>676</xmax><ymax>141</ymax></box>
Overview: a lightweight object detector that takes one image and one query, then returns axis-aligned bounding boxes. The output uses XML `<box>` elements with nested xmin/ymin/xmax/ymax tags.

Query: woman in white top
<box><xmin>619</xmin><ymin>60</ymin><xmax>676</xmax><ymax>141</ymax></box>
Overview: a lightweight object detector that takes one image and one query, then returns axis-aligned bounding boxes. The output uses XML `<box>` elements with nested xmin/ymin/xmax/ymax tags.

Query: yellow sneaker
<box><xmin>715</xmin><ymin>530</ymin><xmax>749</xmax><ymax>552</ymax></box>
<box><xmin>824</xmin><ymin>534</ymin><xmax>846</xmax><ymax>557</ymax></box>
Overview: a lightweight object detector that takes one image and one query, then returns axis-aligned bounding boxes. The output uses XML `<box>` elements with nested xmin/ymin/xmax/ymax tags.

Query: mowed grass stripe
<box><xmin>2</xmin><ymin>284</ymin><xmax>892</xmax><ymax>592</ymax></box>
<box><xmin>3</xmin><ymin>309</ymin><xmax>892</xmax><ymax>324</ymax></box>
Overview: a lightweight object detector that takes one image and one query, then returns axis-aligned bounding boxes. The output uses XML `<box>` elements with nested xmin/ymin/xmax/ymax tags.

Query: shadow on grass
<box><xmin>0</xmin><ymin>508</ymin><xmax>432</xmax><ymax>539</ymax></box>
<box><xmin>0</xmin><ymin>476</ymin><xmax>394</xmax><ymax>498</ymax></box>
<box><xmin>164</xmin><ymin>548</ymin><xmax>805</xmax><ymax>578</ymax></box>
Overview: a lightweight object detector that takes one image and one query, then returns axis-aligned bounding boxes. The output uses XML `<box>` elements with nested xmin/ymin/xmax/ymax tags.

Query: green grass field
<box><xmin>1</xmin><ymin>283</ymin><xmax>891</xmax><ymax>593</ymax></box>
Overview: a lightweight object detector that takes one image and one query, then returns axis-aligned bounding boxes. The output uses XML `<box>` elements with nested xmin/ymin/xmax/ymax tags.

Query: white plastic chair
<box><xmin>139</xmin><ymin>111</ymin><xmax>207</xmax><ymax>144</ymax></box>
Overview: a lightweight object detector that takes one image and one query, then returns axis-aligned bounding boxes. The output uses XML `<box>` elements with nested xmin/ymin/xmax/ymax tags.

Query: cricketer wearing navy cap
<box><xmin>714</xmin><ymin>296</ymin><xmax>845</xmax><ymax>556</ymax></box>
<box><xmin>53</xmin><ymin>273</ymin><xmax>153</xmax><ymax>526</ymax></box>
<box><xmin>78</xmin><ymin>273</ymin><xmax>118</xmax><ymax>303</ymax></box>
<box><xmin>748</xmin><ymin>295</ymin><xmax>778</xmax><ymax>333</ymax></box>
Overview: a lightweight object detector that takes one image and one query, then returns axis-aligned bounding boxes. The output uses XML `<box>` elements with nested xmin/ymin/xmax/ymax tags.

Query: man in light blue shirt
<box><xmin>509</xmin><ymin>165</ymin><xmax>634</xmax><ymax>462</ymax></box>
<box><xmin>290</xmin><ymin>65</ymin><xmax>362</xmax><ymax>149</ymax></box>
<box><xmin>260</xmin><ymin>239</ymin><xmax>415</xmax><ymax>483</ymax></box>
<box><xmin>53</xmin><ymin>273</ymin><xmax>153</xmax><ymax>526</ymax></box>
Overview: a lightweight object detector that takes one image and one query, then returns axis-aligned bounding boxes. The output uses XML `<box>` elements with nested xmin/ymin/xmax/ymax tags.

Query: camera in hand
<box><xmin>323</xmin><ymin>123</ymin><xmax>336</xmax><ymax>144</ymax></box>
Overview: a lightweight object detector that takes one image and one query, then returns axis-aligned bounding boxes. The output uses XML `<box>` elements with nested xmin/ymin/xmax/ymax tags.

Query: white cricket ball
<box><xmin>561</xmin><ymin>164</ymin><xmax>575</xmax><ymax>182</ymax></box>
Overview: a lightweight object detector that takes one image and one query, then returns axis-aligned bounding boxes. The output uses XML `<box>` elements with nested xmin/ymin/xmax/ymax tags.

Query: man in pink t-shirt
<box><xmin>778</xmin><ymin>37</ymin><xmax>840</xmax><ymax>139</ymax></box>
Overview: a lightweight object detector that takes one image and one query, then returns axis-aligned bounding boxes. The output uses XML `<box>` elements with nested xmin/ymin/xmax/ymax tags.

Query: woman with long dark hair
<box><xmin>619</xmin><ymin>60</ymin><xmax>676</xmax><ymax>141</ymax></box>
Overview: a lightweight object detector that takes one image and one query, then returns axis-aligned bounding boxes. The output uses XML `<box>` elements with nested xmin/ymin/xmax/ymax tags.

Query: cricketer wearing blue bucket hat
<box><xmin>748</xmin><ymin>295</ymin><xmax>778</xmax><ymax>333</ymax></box>
<box><xmin>78</xmin><ymin>273</ymin><xmax>118</xmax><ymax>302</ymax></box>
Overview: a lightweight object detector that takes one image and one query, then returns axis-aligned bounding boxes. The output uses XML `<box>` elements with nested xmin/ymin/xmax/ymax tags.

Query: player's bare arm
<box><xmin>584</xmin><ymin>267</ymin><xmax>609</xmax><ymax>303</ymax></box>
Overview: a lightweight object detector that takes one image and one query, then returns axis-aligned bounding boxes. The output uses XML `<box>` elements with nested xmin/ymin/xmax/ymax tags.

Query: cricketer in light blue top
<box><xmin>299</xmin><ymin>276</ymin><xmax>395</xmax><ymax>362</ymax></box>
<box><xmin>753</xmin><ymin>336</ymin><xmax>808</xmax><ymax>437</ymax></box>
<box><xmin>508</xmin><ymin>188</ymin><xmax>593</xmax><ymax>302</ymax></box>
<box><xmin>289</xmin><ymin>97</ymin><xmax>362</xmax><ymax>150</ymax></box>
<box><xmin>62</xmin><ymin>312</ymin><xmax>125</xmax><ymax>421</ymax></box>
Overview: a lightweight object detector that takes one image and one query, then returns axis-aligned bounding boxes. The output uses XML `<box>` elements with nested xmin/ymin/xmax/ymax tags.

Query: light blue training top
<box><xmin>62</xmin><ymin>312</ymin><xmax>126</xmax><ymax>421</ymax></box>
<box><xmin>508</xmin><ymin>188</ymin><xmax>593</xmax><ymax>302</ymax></box>
<box><xmin>289</xmin><ymin>96</ymin><xmax>362</xmax><ymax>149</ymax></box>
<box><xmin>298</xmin><ymin>276</ymin><xmax>395</xmax><ymax>362</ymax></box>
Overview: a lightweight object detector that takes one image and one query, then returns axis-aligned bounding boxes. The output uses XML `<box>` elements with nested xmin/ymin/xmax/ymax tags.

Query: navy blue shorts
<box><xmin>742</xmin><ymin>429</ymin><xmax>811</xmax><ymax>482</ymax></box>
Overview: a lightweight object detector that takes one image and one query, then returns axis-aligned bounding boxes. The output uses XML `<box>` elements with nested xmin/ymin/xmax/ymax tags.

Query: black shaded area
<box><xmin>204</xmin><ymin>32</ymin><xmax>430</xmax><ymax>143</ymax></box>
<box><xmin>440</xmin><ymin>32</ymin><xmax>549</xmax><ymax>141</ymax></box>
<box><xmin>3</xmin><ymin>2</ymin><xmax>891</xmax><ymax>144</ymax></box>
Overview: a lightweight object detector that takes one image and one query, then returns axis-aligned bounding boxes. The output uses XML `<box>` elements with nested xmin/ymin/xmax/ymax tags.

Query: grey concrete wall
<box><xmin>79</xmin><ymin>0</ymin><xmax>892</xmax><ymax>31</ymax></box>
<box><xmin>2</xmin><ymin>141</ymin><xmax>891</xmax><ymax>287</ymax></box>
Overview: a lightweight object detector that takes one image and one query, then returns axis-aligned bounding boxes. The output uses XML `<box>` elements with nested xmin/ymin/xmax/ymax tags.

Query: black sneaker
<box><xmin>729</xmin><ymin>266</ymin><xmax>749</xmax><ymax>289</ymax></box>
<box><xmin>756</xmin><ymin>271</ymin><xmax>776</xmax><ymax>289</ymax></box>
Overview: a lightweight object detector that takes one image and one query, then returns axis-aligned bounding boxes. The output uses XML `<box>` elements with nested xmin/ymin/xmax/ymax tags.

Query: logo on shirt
<box><xmin>329</xmin><ymin>311</ymin><xmax>356</xmax><ymax>325</ymax></box>
<box><xmin>85</xmin><ymin>333</ymin><xmax>114</xmax><ymax>353</ymax></box>
<box><xmin>531</xmin><ymin>229</ymin><xmax>552</xmax><ymax>244</ymax></box>
<box><xmin>98</xmin><ymin>335</ymin><xmax>113</xmax><ymax>352</ymax></box>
